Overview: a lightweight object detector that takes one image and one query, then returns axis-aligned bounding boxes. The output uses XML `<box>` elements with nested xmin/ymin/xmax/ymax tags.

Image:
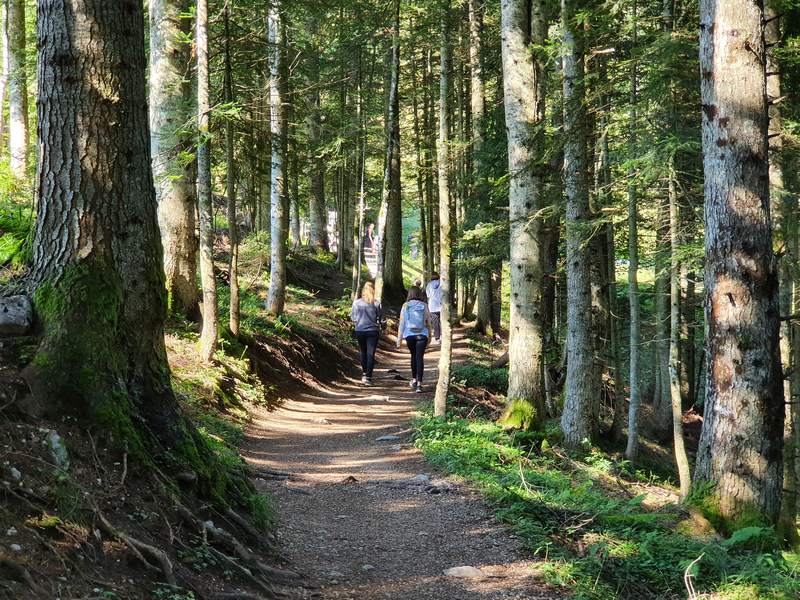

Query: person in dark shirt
<box><xmin>350</xmin><ymin>281</ymin><xmax>382</xmax><ymax>385</ymax></box>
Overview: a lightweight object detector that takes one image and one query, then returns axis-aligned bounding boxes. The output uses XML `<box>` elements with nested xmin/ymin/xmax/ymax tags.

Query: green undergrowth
<box><xmin>0</xmin><ymin>200</ymin><xmax>32</xmax><ymax>271</ymax></box>
<box><xmin>413</xmin><ymin>412</ymin><xmax>800</xmax><ymax>599</ymax></box>
<box><xmin>452</xmin><ymin>363</ymin><xmax>509</xmax><ymax>394</ymax></box>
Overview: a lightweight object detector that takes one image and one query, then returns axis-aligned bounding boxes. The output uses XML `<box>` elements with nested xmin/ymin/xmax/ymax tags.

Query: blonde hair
<box><xmin>361</xmin><ymin>282</ymin><xmax>376</xmax><ymax>304</ymax></box>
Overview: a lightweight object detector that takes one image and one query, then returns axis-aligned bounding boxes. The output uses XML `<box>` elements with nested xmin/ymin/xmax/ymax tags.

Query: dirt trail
<box><xmin>243</xmin><ymin>333</ymin><xmax>562</xmax><ymax>600</ymax></box>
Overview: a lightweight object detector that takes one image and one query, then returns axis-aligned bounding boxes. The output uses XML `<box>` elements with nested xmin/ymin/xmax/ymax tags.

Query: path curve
<box><xmin>243</xmin><ymin>333</ymin><xmax>562</xmax><ymax>600</ymax></box>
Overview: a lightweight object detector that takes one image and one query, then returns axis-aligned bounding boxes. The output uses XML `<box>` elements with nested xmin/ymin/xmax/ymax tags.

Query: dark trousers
<box><xmin>430</xmin><ymin>311</ymin><xmax>441</xmax><ymax>340</ymax></box>
<box><xmin>405</xmin><ymin>335</ymin><xmax>428</xmax><ymax>382</ymax></box>
<box><xmin>356</xmin><ymin>330</ymin><xmax>379</xmax><ymax>377</ymax></box>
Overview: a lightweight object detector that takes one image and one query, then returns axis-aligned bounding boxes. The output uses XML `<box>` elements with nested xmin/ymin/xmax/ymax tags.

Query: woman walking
<box><xmin>351</xmin><ymin>282</ymin><xmax>382</xmax><ymax>385</ymax></box>
<box><xmin>396</xmin><ymin>286</ymin><xmax>433</xmax><ymax>393</ymax></box>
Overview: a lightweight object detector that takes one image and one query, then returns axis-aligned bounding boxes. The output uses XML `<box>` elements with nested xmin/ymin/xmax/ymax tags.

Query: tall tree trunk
<box><xmin>654</xmin><ymin>197</ymin><xmax>672</xmax><ymax>436</ymax></box>
<box><xmin>150</xmin><ymin>0</ymin><xmax>198</xmax><ymax>320</ymax></box>
<box><xmin>561</xmin><ymin>0</ymin><xmax>595</xmax><ymax>449</ymax></box>
<box><xmin>625</xmin><ymin>1</ymin><xmax>643</xmax><ymax>460</ymax></box>
<box><xmin>197</xmin><ymin>0</ymin><xmax>217</xmax><ymax>363</ymax></box>
<box><xmin>469</xmin><ymin>0</ymin><xmax>492</xmax><ymax>336</ymax></box>
<box><xmin>376</xmin><ymin>0</ymin><xmax>404</xmax><ymax>306</ymax></box>
<box><xmin>290</xmin><ymin>152</ymin><xmax>301</xmax><ymax>247</ymax></box>
<box><xmin>434</xmin><ymin>11</ymin><xmax>453</xmax><ymax>418</ymax></box>
<box><xmin>694</xmin><ymin>0</ymin><xmax>784</xmax><ymax>525</ymax></box>
<box><xmin>668</xmin><ymin>161</ymin><xmax>691</xmax><ymax>500</ymax></box>
<box><xmin>499</xmin><ymin>0</ymin><xmax>546</xmax><ymax>428</ymax></box>
<box><xmin>27</xmin><ymin>0</ymin><xmax>201</xmax><ymax>459</ymax></box>
<box><xmin>306</xmin><ymin>17</ymin><xmax>328</xmax><ymax>252</ymax></box>
<box><xmin>0</xmin><ymin>2</ymin><xmax>9</xmax><ymax>150</ymax></box>
<box><xmin>766</xmin><ymin>1</ymin><xmax>799</xmax><ymax>542</ymax></box>
<box><xmin>7</xmin><ymin>0</ymin><xmax>26</xmax><ymax>178</ymax></box>
<box><xmin>267</xmin><ymin>0</ymin><xmax>287</xmax><ymax>315</ymax></box>
<box><xmin>411</xmin><ymin>52</ymin><xmax>430</xmax><ymax>284</ymax></box>
<box><xmin>224</xmin><ymin>6</ymin><xmax>239</xmax><ymax>338</ymax></box>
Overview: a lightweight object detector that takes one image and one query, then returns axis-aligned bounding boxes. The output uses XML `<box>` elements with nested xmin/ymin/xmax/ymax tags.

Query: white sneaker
<box><xmin>409</xmin><ymin>379</ymin><xmax>417</xmax><ymax>389</ymax></box>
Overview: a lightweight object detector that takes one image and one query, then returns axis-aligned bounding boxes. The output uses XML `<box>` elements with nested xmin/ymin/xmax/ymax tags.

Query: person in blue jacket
<box><xmin>395</xmin><ymin>285</ymin><xmax>433</xmax><ymax>393</ymax></box>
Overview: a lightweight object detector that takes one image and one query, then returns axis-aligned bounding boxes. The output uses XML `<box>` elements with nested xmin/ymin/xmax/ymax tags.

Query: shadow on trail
<box><xmin>241</xmin><ymin>327</ymin><xmax>561</xmax><ymax>600</ymax></box>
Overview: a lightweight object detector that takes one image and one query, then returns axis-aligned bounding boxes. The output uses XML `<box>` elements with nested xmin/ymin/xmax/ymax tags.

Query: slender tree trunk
<box><xmin>625</xmin><ymin>1</ymin><xmax>643</xmax><ymax>460</ymax></box>
<box><xmin>434</xmin><ymin>12</ymin><xmax>453</xmax><ymax>419</ymax></box>
<box><xmin>224</xmin><ymin>6</ymin><xmax>239</xmax><ymax>337</ymax></box>
<box><xmin>197</xmin><ymin>0</ymin><xmax>217</xmax><ymax>362</ymax></box>
<box><xmin>376</xmin><ymin>0</ymin><xmax>404</xmax><ymax>306</ymax></box>
<box><xmin>150</xmin><ymin>0</ymin><xmax>198</xmax><ymax>320</ymax></box>
<box><xmin>468</xmin><ymin>0</ymin><xmax>492</xmax><ymax>336</ymax></box>
<box><xmin>499</xmin><ymin>0</ymin><xmax>546</xmax><ymax>427</ymax></box>
<box><xmin>267</xmin><ymin>0</ymin><xmax>287</xmax><ymax>315</ymax></box>
<box><xmin>290</xmin><ymin>152</ymin><xmax>301</xmax><ymax>247</ymax></box>
<box><xmin>654</xmin><ymin>196</ymin><xmax>672</xmax><ymax>435</ymax></box>
<box><xmin>668</xmin><ymin>162</ymin><xmax>691</xmax><ymax>500</ymax></box>
<box><xmin>561</xmin><ymin>0</ymin><xmax>595</xmax><ymax>450</ymax></box>
<box><xmin>411</xmin><ymin>52</ymin><xmax>430</xmax><ymax>284</ymax></box>
<box><xmin>0</xmin><ymin>2</ymin><xmax>9</xmax><ymax>150</ymax></box>
<box><xmin>306</xmin><ymin>17</ymin><xmax>328</xmax><ymax>252</ymax></box>
<box><xmin>7</xmin><ymin>0</ymin><xmax>26</xmax><ymax>178</ymax></box>
<box><xmin>694</xmin><ymin>0</ymin><xmax>784</xmax><ymax>525</ymax></box>
<box><xmin>766</xmin><ymin>1</ymin><xmax>799</xmax><ymax>542</ymax></box>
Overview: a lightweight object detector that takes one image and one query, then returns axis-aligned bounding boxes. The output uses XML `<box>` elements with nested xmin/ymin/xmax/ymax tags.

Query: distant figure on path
<box><xmin>364</xmin><ymin>223</ymin><xmax>376</xmax><ymax>253</ymax></box>
<box><xmin>425</xmin><ymin>271</ymin><xmax>442</xmax><ymax>343</ymax></box>
<box><xmin>351</xmin><ymin>282</ymin><xmax>383</xmax><ymax>386</ymax></box>
<box><xmin>396</xmin><ymin>286</ymin><xmax>433</xmax><ymax>394</ymax></box>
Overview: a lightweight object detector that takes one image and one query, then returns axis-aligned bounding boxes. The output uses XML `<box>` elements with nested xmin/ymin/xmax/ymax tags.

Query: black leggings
<box><xmin>405</xmin><ymin>335</ymin><xmax>428</xmax><ymax>382</ymax></box>
<box><xmin>355</xmin><ymin>330</ymin><xmax>379</xmax><ymax>377</ymax></box>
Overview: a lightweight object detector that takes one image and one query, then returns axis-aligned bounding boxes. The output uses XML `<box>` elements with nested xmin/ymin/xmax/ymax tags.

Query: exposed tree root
<box><xmin>211</xmin><ymin>592</ymin><xmax>288</xmax><ymax>600</ymax></box>
<box><xmin>94</xmin><ymin>508</ymin><xmax>177</xmax><ymax>587</ymax></box>
<box><xmin>0</xmin><ymin>558</ymin><xmax>48</xmax><ymax>596</ymax></box>
<box><xmin>175</xmin><ymin>502</ymin><xmax>301</xmax><ymax>588</ymax></box>
<box><xmin>206</xmin><ymin>547</ymin><xmax>283</xmax><ymax>599</ymax></box>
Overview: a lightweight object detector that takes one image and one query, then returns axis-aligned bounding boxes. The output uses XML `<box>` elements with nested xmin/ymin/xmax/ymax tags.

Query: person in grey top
<box><xmin>351</xmin><ymin>281</ymin><xmax>382</xmax><ymax>385</ymax></box>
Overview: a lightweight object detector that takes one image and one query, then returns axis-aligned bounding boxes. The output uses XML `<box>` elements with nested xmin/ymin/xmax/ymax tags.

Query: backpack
<box><xmin>406</xmin><ymin>301</ymin><xmax>426</xmax><ymax>334</ymax></box>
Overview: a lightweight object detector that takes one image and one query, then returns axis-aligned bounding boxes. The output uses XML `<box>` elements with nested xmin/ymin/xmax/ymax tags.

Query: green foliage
<box><xmin>498</xmin><ymin>397</ymin><xmax>538</xmax><ymax>430</ymax></box>
<box><xmin>413</xmin><ymin>413</ymin><xmax>800</xmax><ymax>599</ymax></box>
<box><xmin>177</xmin><ymin>538</ymin><xmax>219</xmax><ymax>573</ymax></box>
<box><xmin>152</xmin><ymin>584</ymin><xmax>196</xmax><ymax>600</ymax></box>
<box><xmin>452</xmin><ymin>363</ymin><xmax>508</xmax><ymax>393</ymax></box>
<box><xmin>0</xmin><ymin>202</ymin><xmax>32</xmax><ymax>268</ymax></box>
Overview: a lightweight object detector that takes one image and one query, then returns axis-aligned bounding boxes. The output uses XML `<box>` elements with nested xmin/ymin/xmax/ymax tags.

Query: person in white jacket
<box><xmin>425</xmin><ymin>272</ymin><xmax>441</xmax><ymax>342</ymax></box>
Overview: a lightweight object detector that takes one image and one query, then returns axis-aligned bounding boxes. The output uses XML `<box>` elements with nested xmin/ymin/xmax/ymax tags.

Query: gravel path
<box><xmin>243</xmin><ymin>335</ymin><xmax>563</xmax><ymax>600</ymax></box>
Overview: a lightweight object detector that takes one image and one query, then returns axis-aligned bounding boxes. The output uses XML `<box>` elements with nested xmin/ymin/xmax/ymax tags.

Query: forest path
<box><xmin>242</xmin><ymin>330</ymin><xmax>562</xmax><ymax>600</ymax></box>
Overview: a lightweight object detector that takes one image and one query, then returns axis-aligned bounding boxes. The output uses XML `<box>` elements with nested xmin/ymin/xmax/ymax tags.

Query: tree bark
<box><xmin>150</xmin><ymin>0</ymin><xmax>198</xmax><ymax>320</ymax></box>
<box><xmin>668</xmin><ymin>162</ymin><xmax>691</xmax><ymax>500</ymax></box>
<box><xmin>376</xmin><ymin>0</ymin><xmax>405</xmax><ymax>306</ymax></box>
<box><xmin>625</xmin><ymin>1</ymin><xmax>643</xmax><ymax>460</ymax></box>
<box><xmin>0</xmin><ymin>2</ymin><xmax>9</xmax><ymax>150</ymax></box>
<box><xmin>694</xmin><ymin>0</ymin><xmax>784</xmax><ymax>525</ymax></box>
<box><xmin>561</xmin><ymin>0</ymin><xmax>596</xmax><ymax>450</ymax></box>
<box><xmin>7</xmin><ymin>0</ymin><xmax>26</xmax><ymax>178</ymax></box>
<box><xmin>306</xmin><ymin>16</ymin><xmax>328</xmax><ymax>252</ymax></box>
<box><xmin>27</xmin><ymin>0</ymin><xmax>195</xmax><ymax>456</ymax></box>
<box><xmin>434</xmin><ymin>12</ymin><xmax>453</xmax><ymax>419</ymax></box>
<box><xmin>499</xmin><ymin>0</ymin><xmax>546</xmax><ymax>427</ymax></box>
<box><xmin>267</xmin><ymin>0</ymin><xmax>288</xmax><ymax>315</ymax></box>
<box><xmin>411</xmin><ymin>52</ymin><xmax>430</xmax><ymax>284</ymax></box>
<box><xmin>224</xmin><ymin>6</ymin><xmax>239</xmax><ymax>338</ymax></box>
<box><xmin>766</xmin><ymin>1</ymin><xmax>798</xmax><ymax>542</ymax></box>
<box><xmin>197</xmin><ymin>0</ymin><xmax>218</xmax><ymax>363</ymax></box>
